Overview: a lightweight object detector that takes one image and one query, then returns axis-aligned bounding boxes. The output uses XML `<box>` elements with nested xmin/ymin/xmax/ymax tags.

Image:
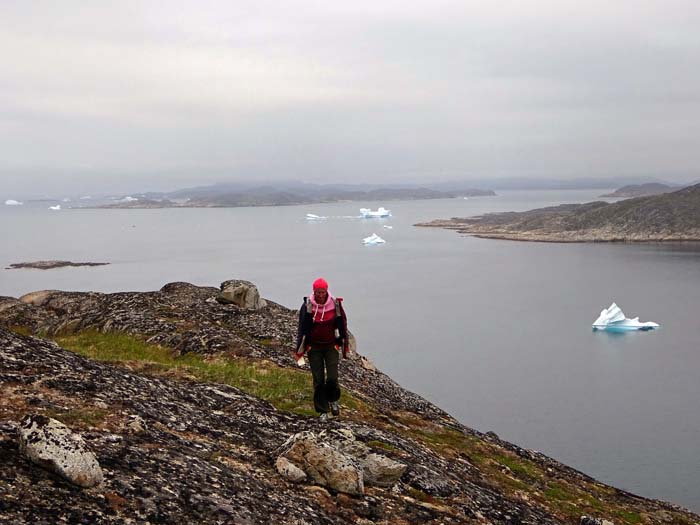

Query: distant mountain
<box><xmin>430</xmin><ymin>176</ymin><xmax>674</xmax><ymax>191</ymax></box>
<box><xmin>600</xmin><ymin>183</ymin><xmax>675</xmax><ymax>198</ymax></box>
<box><xmin>417</xmin><ymin>183</ymin><xmax>700</xmax><ymax>242</ymax></box>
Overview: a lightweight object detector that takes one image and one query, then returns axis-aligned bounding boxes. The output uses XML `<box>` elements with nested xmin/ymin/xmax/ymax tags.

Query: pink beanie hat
<box><xmin>312</xmin><ymin>278</ymin><xmax>329</xmax><ymax>290</ymax></box>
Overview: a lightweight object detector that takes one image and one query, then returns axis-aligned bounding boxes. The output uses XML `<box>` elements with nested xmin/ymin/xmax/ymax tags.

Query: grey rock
<box><xmin>18</xmin><ymin>414</ymin><xmax>104</xmax><ymax>488</ymax></box>
<box><xmin>278</xmin><ymin>431</ymin><xmax>364</xmax><ymax>495</ymax></box>
<box><xmin>18</xmin><ymin>290</ymin><xmax>60</xmax><ymax>307</ymax></box>
<box><xmin>580</xmin><ymin>517</ymin><xmax>614</xmax><ymax>525</ymax></box>
<box><xmin>275</xmin><ymin>456</ymin><xmax>307</xmax><ymax>483</ymax></box>
<box><xmin>217</xmin><ymin>280</ymin><xmax>267</xmax><ymax>310</ymax></box>
<box><xmin>361</xmin><ymin>453</ymin><xmax>406</xmax><ymax>487</ymax></box>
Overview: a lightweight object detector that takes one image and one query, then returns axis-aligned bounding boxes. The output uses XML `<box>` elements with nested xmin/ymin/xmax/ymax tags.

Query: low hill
<box><xmin>417</xmin><ymin>183</ymin><xmax>700</xmax><ymax>242</ymax></box>
<box><xmin>90</xmin><ymin>183</ymin><xmax>495</xmax><ymax>208</ymax></box>
<box><xmin>600</xmin><ymin>183</ymin><xmax>675</xmax><ymax>198</ymax></box>
<box><xmin>1</xmin><ymin>281</ymin><xmax>696</xmax><ymax>523</ymax></box>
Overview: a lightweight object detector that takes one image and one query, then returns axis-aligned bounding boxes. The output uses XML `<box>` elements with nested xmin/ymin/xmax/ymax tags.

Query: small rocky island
<box><xmin>6</xmin><ymin>260</ymin><xmax>110</xmax><ymax>270</ymax></box>
<box><xmin>417</xmin><ymin>183</ymin><xmax>700</xmax><ymax>242</ymax></box>
<box><xmin>0</xmin><ymin>280</ymin><xmax>697</xmax><ymax>524</ymax></box>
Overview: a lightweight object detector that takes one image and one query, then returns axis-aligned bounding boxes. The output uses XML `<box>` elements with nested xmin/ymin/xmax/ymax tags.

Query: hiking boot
<box><xmin>319</xmin><ymin>412</ymin><xmax>329</xmax><ymax>421</ymax></box>
<box><xmin>330</xmin><ymin>401</ymin><xmax>340</xmax><ymax>417</ymax></box>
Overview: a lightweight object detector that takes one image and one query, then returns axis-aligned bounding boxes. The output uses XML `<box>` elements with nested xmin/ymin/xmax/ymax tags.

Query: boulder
<box><xmin>18</xmin><ymin>414</ymin><xmax>103</xmax><ymax>488</ymax></box>
<box><xmin>277</xmin><ymin>431</ymin><xmax>364</xmax><ymax>495</ymax></box>
<box><xmin>362</xmin><ymin>453</ymin><xmax>407</xmax><ymax>487</ymax></box>
<box><xmin>329</xmin><ymin>428</ymin><xmax>406</xmax><ymax>487</ymax></box>
<box><xmin>275</xmin><ymin>456</ymin><xmax>307</xmax><ymax>483</ymax></box>
<box><xmin>217</xmin><ymin>280</ymin><xmax>267</xmax><ymax>310</ymax></box>
<box><xmin>18</xmin><ymin>290</ymin><xmax>60</xmax><ymax>307</ymax></box>
<box><xmin>277</xmin><ymin>429</ymin><xmax>406</xmax><ymax>494</ymax></box>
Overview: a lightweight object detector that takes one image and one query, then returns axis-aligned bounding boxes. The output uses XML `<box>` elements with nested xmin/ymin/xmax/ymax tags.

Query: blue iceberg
<box><xmin>592</xmin><ymin>302</ymin><xmax>659</xmax><ymax>332</ymax></box>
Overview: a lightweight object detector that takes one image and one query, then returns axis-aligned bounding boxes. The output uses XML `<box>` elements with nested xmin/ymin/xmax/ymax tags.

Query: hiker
<box><xmin>295</xmin><ymin>277</ymin><xmax>349</xmax><ymax>420</ymax></box>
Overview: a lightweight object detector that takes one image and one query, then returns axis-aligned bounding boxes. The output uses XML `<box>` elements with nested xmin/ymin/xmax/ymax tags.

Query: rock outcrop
<box><xmin>18</xmin><ymin>414</ymin><xmax>103</xmax><ymax>488</ymax></box>
<box><xmin>276</xmin><ymin>428</ymin><xmax>406</xmax><ymax>495</ymax></box>
<box><xmin>217</xmin><ymin>279</ymin><xmax>267</xmax><ymax>310</ymax></box>
<box><xmin>1</xmin><ymin>281</ymin><xmax>698</xmax><ymax>524</ymax></box>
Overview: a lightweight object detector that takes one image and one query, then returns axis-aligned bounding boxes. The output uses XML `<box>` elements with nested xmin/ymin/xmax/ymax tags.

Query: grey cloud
<box><xmin>1</xmin><ymin>1</ymin><xmax>699</xmax><ymax>197</ymax></box>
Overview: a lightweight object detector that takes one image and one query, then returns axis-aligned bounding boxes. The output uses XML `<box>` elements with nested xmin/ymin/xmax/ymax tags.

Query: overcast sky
<box><xmin>1</xmin><ymin>1</ymin><xmax>699</xmax><ymax>196</ymax></box>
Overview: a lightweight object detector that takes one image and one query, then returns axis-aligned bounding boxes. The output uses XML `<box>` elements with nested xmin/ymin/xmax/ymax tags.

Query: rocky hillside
<box><xmin>600</xmin><ymin>183</ymin><xmax>675</xmax><ymax>198</ymax></box>
<box><xmin>417</xmin><ymin>183</ymin><xmax>700</xmax><ymax>242</ymax></box>
<box><xmin>1</xmin><ymin>281</ymin><xmax>698</xmax><ymax>524</ymax></box>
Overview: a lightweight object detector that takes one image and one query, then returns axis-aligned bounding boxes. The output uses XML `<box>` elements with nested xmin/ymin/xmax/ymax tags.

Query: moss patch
<box><xmin>53</xmin><ymin>330</ymin><xmax>365</xmax><ymax>419</ymax></box>
<box><xmin>45</xmin><ymin>408</ymin><xmax>108</xmax><ymax>428</ymax></box>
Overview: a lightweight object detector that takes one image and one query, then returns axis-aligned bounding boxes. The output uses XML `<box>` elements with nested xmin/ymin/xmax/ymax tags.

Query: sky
<box><xmin>1</xmin><ymin>1</ymin><xmax>699</xmax><ymax>197</ymax></box>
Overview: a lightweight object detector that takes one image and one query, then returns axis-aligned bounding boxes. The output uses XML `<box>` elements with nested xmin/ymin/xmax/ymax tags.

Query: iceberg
<box><xmin>360</xmin><ymin>207</ymin><xmax>391</xmax><ymax>218</ymax></box>
<box><xmin>5</xmin><ymin>199</ymin><xmax>23</xmax><ymax>206</ymax></box>
<box><xmin>592</xmin><ymin>302</ymin><xmax>659</xmax><ymax>332</ymax></box>
<box><xmin>383</xmin><ymin>225</ymin><xmax>393</xmax><ymax>229</ymax></box>
<box><xmin>363</xmin><ymin>233</ymin><xmax>386</xmax><ymax>245</ymax></box>
<box><xmin>305</xmin><ymin>213</ymin><xmax>327</xmax><ymax>221</ymax></box>
<box><xmin>49</xmin><ymin>204</ymin><xmax>61</xmax><ymax>211</ymax></box>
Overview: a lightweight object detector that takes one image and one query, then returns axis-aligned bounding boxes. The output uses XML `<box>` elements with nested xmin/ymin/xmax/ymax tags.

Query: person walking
<box><xmin>295</xmin><ymin>277</ymin><xmax>349</xmax><ymax>420</ymax></box>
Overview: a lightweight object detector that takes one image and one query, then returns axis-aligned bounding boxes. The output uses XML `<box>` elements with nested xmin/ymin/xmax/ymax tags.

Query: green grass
<box><xmin>615</xmin><ymin>510</ymin><xmax>643</xmax><ymax>524</ymax></box>
<box><xmin>493</xmin><ymin>453</ymin><xmax>541</xmax><ymax>480</ymax></box>
<box><xmin>45</xmin><ymin>408</ymin><xmax>108</xmax><ymax>428</ymax></box>
<box><xmin>53</xmin><ymin>330</ymin><xmax>361</xmax><ymax>416</ymax></box>
<box><xmin>544</xmin><ymin>482</ymin><xmax>576</xmax><ymax>501</ymax></box>
<box><xmin>7</xmin><ymin>325</ymin><xmax>32</xmax><ymax>337</ymax></box>
<box><xmin>368</xmin><ymin>440</ymin><xmax>399</xmax><ymax>452</ymax></box>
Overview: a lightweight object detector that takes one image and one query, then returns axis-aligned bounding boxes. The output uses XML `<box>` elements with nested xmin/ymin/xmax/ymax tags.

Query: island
<box><xmin>1</xmin><ymin>279</ymin><xmax>697</xmax><ymax>523</ymax></box>
<box><xmin>417</xmin><ymin>183</ymin><xmax>700</xmax><ymax>242</ymax></box>
<box><xmin>6</xmin><ymin>260</ymin><xmax>110</xmax><ymax>270</ymax></box>
<box><xmin>87</xmin><ymin>183</ymin><xmax>496</xmax><ymax>209</ymax></box>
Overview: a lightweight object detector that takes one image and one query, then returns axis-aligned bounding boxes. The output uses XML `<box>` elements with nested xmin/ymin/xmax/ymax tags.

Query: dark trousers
<box><xmin>308</xmin><ymin>345</ymin><xmax>340</xmax><ymax>413</ymax></box>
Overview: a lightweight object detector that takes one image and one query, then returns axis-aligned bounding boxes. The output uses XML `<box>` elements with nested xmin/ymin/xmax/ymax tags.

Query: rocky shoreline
<box><xmin>416</xmin><ymin>184</ymin><xmax>700</xmax><ymax>243</ymax></box>
<box><xmin>415</xmin><ymin>219</ymin><xmax>700</xmax><ymax>243</ymax></box>
<box><xmin>1</xmin><ymin>280</ymin><xmax>697</xmax><ymax>524</ymax></box>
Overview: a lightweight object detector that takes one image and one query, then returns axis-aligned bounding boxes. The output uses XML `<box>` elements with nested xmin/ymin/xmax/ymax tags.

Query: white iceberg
<box><xmin>363</xmin><ymin>233</ymin><xmax>386</xmax><ymax>245</ymax></box>
<box><xmin>383</xmin><ymin>225</ymin><xmax>393</xmax><ymax>229</ymax></box>
<box><xmin>49</xmin><ymin>204</ymin><xmax>61</xmax><ymax>211</ymax></box>
<box><xmin>62</xmin><ymin>197</ymin><xmax>71</xmax><ymax>202</ymax></box>
<box><xmin>120</xmin><ymin>196</ymin><xmax>138</xmax><ymax>203</ymax></box>
<box><xmin>80</xmin><ymin>195</ymin><xmax>92</xmax><ymax>200</ymax></box>
<box><xmin>5</xmin><ymin>199</ymin><xmax>23</xmax><ymax>206</ymax></box>
<box><xmin>360</xmin><ymin>207</ymin><xmax>391</xmax><ymax>218</ymax></box>
<box><xmin>305</xmin><ymin>213</ymin><xmax>327</xmax><ymax>221</ymax></box>
<box><xmin>592</xmin><ymin>302</ymin><xmax>659</xmax><ymax>332</ymax></box>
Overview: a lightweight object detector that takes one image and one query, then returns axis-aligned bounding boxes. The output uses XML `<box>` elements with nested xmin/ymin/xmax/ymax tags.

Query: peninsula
<box><xmin>599</xmin><ymin>183</ymin><xmax>675</xmax><ymax>198</ymax></box>
<box><xmin>1</xmin><ymin>280</ymin><xmax>696</xmax><ymax>524</ymax></box>
<box><xmin>417</xmin><ymin>183</ymin><xmax>700</xmax><ymax>242</ymax></box>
